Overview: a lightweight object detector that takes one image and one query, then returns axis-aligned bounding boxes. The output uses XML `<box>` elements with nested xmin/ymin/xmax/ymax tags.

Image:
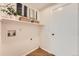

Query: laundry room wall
<box><xmin>0</xmin><ymin>3</ymin><xmax>41</xmax><ymax>56</ymax></box>
<box><xmin>0</xmin><ymin>22</ymin><xmax>2</xmax><ymax>55</ymax></box>
<box><xmin>39</xmin><ymin>3</ymin><xmax>78</xmax><ymax>56</ymax></box>
<box><xmin>1</xmin><ymin>20</ymin><xmax>40</xmax><ymax>56</ymax></box>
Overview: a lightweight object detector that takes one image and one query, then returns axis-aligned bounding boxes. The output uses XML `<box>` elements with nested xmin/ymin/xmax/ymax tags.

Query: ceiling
<box><xmin>25</xmin><ymin>3</ymin><xmax>56</xmax><ymax>11</ymax></box>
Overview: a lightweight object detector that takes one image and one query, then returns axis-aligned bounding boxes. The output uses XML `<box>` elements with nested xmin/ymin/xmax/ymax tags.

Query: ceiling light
<box><xmin>57</xmin><ymin>7</ymin><xmax>63</xmax><ymax>11</ymax></box>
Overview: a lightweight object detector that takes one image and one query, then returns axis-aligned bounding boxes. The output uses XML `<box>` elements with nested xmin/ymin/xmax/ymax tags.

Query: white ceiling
<box><xmin>25</xmin><ymin>3</ymin><xmax>56</xmax><ymax>11</ymax></box>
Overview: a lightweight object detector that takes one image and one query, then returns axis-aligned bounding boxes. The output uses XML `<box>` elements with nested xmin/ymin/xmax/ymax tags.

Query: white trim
<box><xmin>41</xmin><ymin>47</ymin><xmax>53</xmax><ymax>54</ymax></box>
<box><xmin>21</xmin><ymin>47</ymin><xmax>39</xmax><ymax>56</ymax></box>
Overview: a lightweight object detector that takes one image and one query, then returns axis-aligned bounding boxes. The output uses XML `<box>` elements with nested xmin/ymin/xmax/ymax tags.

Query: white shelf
<box><xmin>0</xmin><ymin>18</ymin><xmax>44</xmax><ymax>27</ymax></box>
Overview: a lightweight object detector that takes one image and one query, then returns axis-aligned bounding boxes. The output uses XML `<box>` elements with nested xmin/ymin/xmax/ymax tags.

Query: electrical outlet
<box><xmin>30</xmin><ymin>38</ymin><xmax>32</xmax><ymax>40</ymax></box>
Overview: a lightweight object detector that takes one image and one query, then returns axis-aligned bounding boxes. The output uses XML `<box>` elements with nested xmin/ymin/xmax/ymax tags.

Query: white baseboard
<box><xmin>21</xmin><ymin>46</ymin><xmax>39</xmax><ymax>56</ymax></box>
<box><xmin>41</xmin><ymin>47</ymin><xmax>56</xmax><ymax>55</ymax></box>
<box><xmin>41</xmin><ymin>47</ymin><xmax>53</xmax><ymax>54</ymax></box>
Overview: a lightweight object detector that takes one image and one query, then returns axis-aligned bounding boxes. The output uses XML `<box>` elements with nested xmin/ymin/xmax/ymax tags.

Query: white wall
<box><xmin>76</xmin><ymin>4</ymin><xmax>79</xmax><ymax>56</ymax></box>
<box><xmin>0</xmin><ymin>22</ymin><xmax>2</xmax><ymax>55</ymax></box>
<box><xmin>1</xmin><ymin>19</ymin><xmax>40</xmax><ymax>56</ymax></box>
<box><xmin>40</xmin><ymin>4</ymin><xmax>78</xmax><ymax>56</ymax></box>
<box><xmin>0</xmin><ymin>3</ymin><xmax>41</xmax><ymax>56</ymax></box>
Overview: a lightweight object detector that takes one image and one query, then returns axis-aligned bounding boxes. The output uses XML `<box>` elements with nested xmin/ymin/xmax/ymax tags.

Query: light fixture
<box><xmin>57</xmin><ymin>7</ymin><xmax>63</xmax><ymax>11</ymax></box>
<box><xmin>53</xmin><ymin>7</ymin><xmax>63</xmax><ymax>13</ymax></box>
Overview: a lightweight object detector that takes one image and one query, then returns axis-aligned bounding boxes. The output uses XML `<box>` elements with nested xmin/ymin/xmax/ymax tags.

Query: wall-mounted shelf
<box><xmin>0</xmin><ymin>18</ymin><xmax>44</xmax><ymax>27</ymax></box>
